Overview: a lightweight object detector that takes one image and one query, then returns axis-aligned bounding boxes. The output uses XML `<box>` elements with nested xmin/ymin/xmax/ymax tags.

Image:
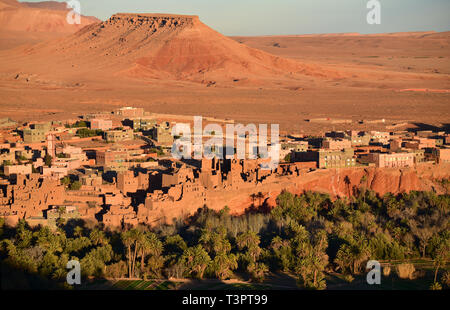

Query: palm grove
<box><xmin>0</xmin><ymin>189</ymin><xmax>449</xmax><ymax>290</ymax></box>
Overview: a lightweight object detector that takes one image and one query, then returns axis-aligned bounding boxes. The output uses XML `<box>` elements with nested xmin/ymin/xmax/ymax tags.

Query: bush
<box><xmin>105</xmin><ymin>261</ymin><xmax>127</xmax><ymax>279</ymax></box>
<box><xmin>430</xmin><ymin>282</ymin><xmax>442</xmax><ymax>290</ymax></box>
<box><xmin>69</xmin><ymin>181</ymin><xmax>82</xmax><ymax>191</ymax></box>
<box><xmin>343</xmin><ymin>274</ymin><xmax>354</xmax><ymax>283</ymax></box>
<box><xmin>60</xmin><ymin>176</ymin><xmax>71</xmax><ymax>186</ymax></box>
<box><xmin>44</xmin><ymin>155</ymin><xmax>52</xmax><ymax>167</ymax></box>
<box><xmin>76</xmin><ymin>128</ymin><xmax>103</xmax><ymax>138</ymax></box>
<box><xmin>396</xmin><ymin>263</ymin><xmax>415</xmax><ymax>279</ymax></box>
<box><xmin>442</xmin><ymin>271</ymin><xmax>450</xmax><ymax>288</ymax></box>
<box><xmin>67</xmin><ymin>121</ymin><xmax>87</xmax><ymax>128</ymax></box>
<box><xmin>284</xmin><ymin>153</ymin><xmax>291</xmax><ymax>162</ymax></box>
<box><xmin>382</xmin><ymin>265</ymin><xmax>391</xmax><ymax>277</ymax></box>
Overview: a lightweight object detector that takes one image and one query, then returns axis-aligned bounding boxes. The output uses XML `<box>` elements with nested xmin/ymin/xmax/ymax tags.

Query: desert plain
<box><xmin>0</xmin><ymin>0</ymin><xmax>448</xmax><ymax>134</ymax></box>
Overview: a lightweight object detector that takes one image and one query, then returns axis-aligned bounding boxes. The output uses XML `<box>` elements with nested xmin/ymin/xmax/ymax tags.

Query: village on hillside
<box><xmin>0</xmin><ymin>106</ymin><xmax>449</xmax><ymax>230</ymax></box>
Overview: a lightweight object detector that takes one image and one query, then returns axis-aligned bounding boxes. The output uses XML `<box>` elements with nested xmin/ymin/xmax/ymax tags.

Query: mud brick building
<box><xmin>322</xmin><ymin>138</ymin><xmax>352</xmax><ymax>151</ymax></box>
<box><xmin>0</xmin><ymin>174</ymin><xmax>65</xmax><ymax>226</ymax></box>
<box><xmin>96</xmin><ymin>149</ymin><xmax>128</xmax><ymax>171</ymax></box>
<box><xmin>291</xmin><ymin>149</ymin><xmax>356</xmax><ymax>169</ymax></box>
<box><xmin>365</xmin><ymin>152</ymin><xmax>415</xmax><ymax>168</ymax></box>
<box><xmin>90</xmin><ymin>119</ymin><xmax>113</xmax><ymax>131</ymax></box>
<box><xmin>114</xmin><ymin>107</ymin><xmax>145</xmax><ymax>118</ymax></box>
<box><xmin>104</xmin><ymin>129</ymin><xmax>134</xmax><ymax>143</ymax></box>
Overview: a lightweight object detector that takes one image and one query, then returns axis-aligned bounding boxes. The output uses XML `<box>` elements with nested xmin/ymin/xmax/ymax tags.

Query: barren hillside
<box><xmin>0</xmin><ymin>10</ymin><xmax>448</xmax><ymax>133</ymax></box>
<box><xmin>0</xmin><ymin>0</ymin><xmax>99</xmax><ymax>49</ymax></box>
<box><xmin>1</xmin><ymin>13</ymin><xmax>343</xmax><ymax>86</ymax></box>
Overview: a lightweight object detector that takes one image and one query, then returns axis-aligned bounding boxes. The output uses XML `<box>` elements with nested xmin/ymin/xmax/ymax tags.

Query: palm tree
<box><xmin>121</xmin><ymin>230</ymin><xmax>140</xmax><ymax>278</ymax></box>
<box><xmin>199</xmin><ymin>227</ymin><xmax>231</xmax><ymax>256</ymax></box>
<box><xmin>250</xmin><ymin>193</ymin><xmax>257</xmax><ymax>206</ymax></box>
<box><xmin>212</xmin><ymin>234</ymin><xmax>231</xmax><ymax>256</ymax></box>
<box><xmin>270</xmin><ymin>236</ymin><xmax>284</xmax><ymax>251</ymax></box>
<box><xmin>89</xmin><ymin>229</ymin><xmax>108</xmax><ymax>246</ymax></box>
<box><xmin>130</xmin><ymin>229</ymin><xmax>143</xmax><ymax>277</ymax></box>
<box><xmin>138</xmin><ymin>232</ymin><xmax>163</xmax><ymax>276</ymax></box>
<box><xmin>211</xmin><ymin>253</ymin><xmax>238</xmax><ymax>280</ymax></box>
<box><xmin>432</xmin><ymin>238</ymin><xmax>449</xmax><ymax>283</ymax></box>
<box><xmin>335</xmin><ymin>238</ymin><xmax>371</xmax><ymax>275</ymax></box>
<box><xmin>410</xmin><ymin>222</ymin><xmax>435</xmax><ymax>258</ymax></box>
<box><xmin>256</xmin><ymin>192</ymin><xmax>264</xmax><ymax>207</ymax></box>
<box><xmin>344</xmin><ymin>175</ymin><xmax>352</xmax><ymax>198</ymax></box>
<box><xmin>359</xmin><ymin>175</ymin><xmax>368</xmax><ymax>205</ymax></box>
<box><xmin>236</xmin><ymin>231</ymin><xmax>260</xmax><ymax>250</ymax></box>
<box><xmin>199</xmin><ymin>228</ymin><xmax>214</xmax><ymax>254</ymax></box>
<box><xmin>351</xmin><ymin>242</ymin><xmax>371</xmax><ymax>274</ymax></box>
<box><xmin>181</xmin><ymin>245</ymin><xmax>211</xmax><ymax>279</ymax></box>
<box><xmin>74</xmin><ymin>226</ymin><xmax>83</xmax><ymax>238</ymax></box>
<box><xmin>236</xmin><ymin>231</ymin><xmax>262</xmax><ymax>263</ymax></box>
<box><xmin>248</xmin><ymin>262</ymin><xmax>269</xmax><ymax>282</ymax></box>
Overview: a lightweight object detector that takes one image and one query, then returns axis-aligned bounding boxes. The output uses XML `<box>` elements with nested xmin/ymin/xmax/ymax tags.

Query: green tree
<box><xmin>121</xmin><ymin>229</ymin><xmax>141</xmax><ymax>278</ymax></box>
<box><xmin>432</xmin><ymin>237</ymin><xmax>449</xmax><ymax>284</ymax></box>
<box><xmin>139</xmin><ymin>232</ymin><xmax>163</xmax><ymax>277</ymax></box>
<box><xmin>199</xmin><ymin>226</ymin><xmax>231</xmax><ymax>256</ymax></box>
<box><xmin>89</xmin><ymin>229</ymin><xmax>108</xmax><ymax>246</ymax></box>
<box><xmin>247</xmin><ymin>262</ymin><xmax>269</xmax><ymax>283</ymax></box>
<box><xmin>74</xmin><ymin>226</ymin><xmax>84</xmax><ymax>238</ymax></box>
<box><xmin>44</xmin><ymin>154</ymin><xmax>52</xmax><ymax>167</ymax></box>
<box><xmin>60</xmin><ymin>176</ymin><xmax>71</xmax><ymax>186</ymax></box>
<box><xmin>270</xmin><ymin>236</ymin><xmax>293</xmax><ymax>272</ymax></box>
<box><xmin>294</xmin><ymin>230</ymin><xmax>328</xmax><ymax>290</ymax></box>
<box><xmin>181</xmin><ymin>245</ymin><xmax>211</xmax><ymax>279</ymax></box>
<box><xmin>211</xmin><ymin>252</ymin><xmax>238</xmax><ymax>280</ymax></box>
<box><xmin>69</xmin><ymin>181</ymin><xmax>82</xmax><ymax>191</ymax></box>
<box><xmin>335</xmin><ymin>237</ymin><xmax>371</xmax><ymax>275</ymax></box>
<box><xmin>236</xmin><ymin>231</ymin><xmax>262</xmax><ymax>263</ymax></box>
<box><xmin>284</xmin><ymin>153</ymin><xmax>291</xmax><ymax>162</ymax></box>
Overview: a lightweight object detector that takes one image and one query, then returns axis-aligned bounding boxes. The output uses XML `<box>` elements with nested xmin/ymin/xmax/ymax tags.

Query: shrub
<box><xmin>430</xmin><ymin>282</ymin><xmax>442</xmax><ymax>290</ymax></box>
<box><xmin>44</xmin><ymin>154</ymin><xmax>52</xmax><ymax>167</ymax></box>
<box><xmin>442</xmin><ymin>271</ymin><xmax>450</xmax><ymax>288</ymax></box>
<box><xmin>76</xmin><ymin>128</ymin><xmax>103</xmax><ymax>138</ymax></box>
<box><xmin>343</xmin><ymin>274</ymin><xmax>354</xmax><ymax>283</ymax></box>
<box><xmin>105</xmin><ymin>261</ymin><xmax>127</xmax><ymax>279</ymax></box>
<box><xmin>284</xmin><ymin>153</ymin><xmax>291</xmax><ymax>162</ymax></box>
<box><xmin>60</xmin><ymin>176</ymin><xmax>71</xmax><ymax>186</ymax></box>
<box><xmin>382</xmin><ymin>265</ymin><xmax>391</xmax><ymax>277</ymax></box>
<box><xmin>69</xmin><ymin>181</ymin><xmax>82</xmax><ymax>191</ymax></box>
<box><xmin>396</xmin><ymin>263</ymin><xmax>415</xmax><ymax>279</ymax></box>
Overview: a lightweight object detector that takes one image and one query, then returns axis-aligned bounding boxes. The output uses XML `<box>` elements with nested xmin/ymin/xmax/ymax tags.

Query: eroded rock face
<box><xmin>106</xmin><ymin>13</ymin><xmax>200</xmax><ymax>29</ymax></box>
<box><xmin>260</xmin><ymin>164</ymin><xmax>449</xmax><ymax>209</ymax></box>
<box><xmin>296</xmin><ymin>167</ymin><xmax>424</xmax><ymax>198</ymax></box>
<box><xmin>138</xmin><ymin>163</ymin><xmax>450</xmax><ymax>226</ymax></box>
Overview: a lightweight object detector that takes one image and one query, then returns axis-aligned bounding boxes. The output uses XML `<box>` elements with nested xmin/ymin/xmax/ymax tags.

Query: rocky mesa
<box><xmin>0</xmin><ymin>12</ymin><xmax>341</xmax><ymax>86</ymax></box>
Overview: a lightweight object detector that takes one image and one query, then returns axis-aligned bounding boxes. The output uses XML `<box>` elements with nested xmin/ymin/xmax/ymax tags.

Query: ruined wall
<box><xmin>0</xmin><ymin>174</ymin><xmax>66</xmax><ymax>225</ymax></box>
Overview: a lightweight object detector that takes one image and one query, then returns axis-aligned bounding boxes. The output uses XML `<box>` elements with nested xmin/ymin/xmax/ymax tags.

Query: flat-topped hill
<box><xmin>111</xmin><ymin>13</ymin><xmax>200</xmax><ymax>20</ymax></box>
<box><xmin>1</xmin><ymin>12</ymin><xmax>336</xmax><ymax>85</ymax></box>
